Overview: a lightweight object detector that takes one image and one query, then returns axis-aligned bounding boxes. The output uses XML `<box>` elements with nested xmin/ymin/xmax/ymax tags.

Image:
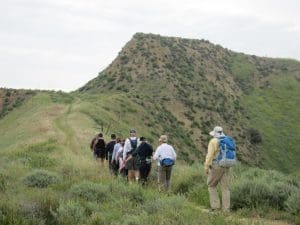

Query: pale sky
<box><xmin>0</xmin><ymin>0</ymin><xmax>299</xmax><ymax>91</ymax></box>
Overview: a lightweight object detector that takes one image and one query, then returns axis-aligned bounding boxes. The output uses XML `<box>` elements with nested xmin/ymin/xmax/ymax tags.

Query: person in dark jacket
<box><xmin>91</xmin><ymin>133</ymin><xmax>106</xmax><ymax>165</ymax></box>
<box><xmin>106</xmin><ymin>134</ymin><xmax>117</xmax><ymax>174</ymax></box>
<box><xmin>134</xmin><ymin>137</ymin><xmax>153</xmax><ymax>185</ymax></box>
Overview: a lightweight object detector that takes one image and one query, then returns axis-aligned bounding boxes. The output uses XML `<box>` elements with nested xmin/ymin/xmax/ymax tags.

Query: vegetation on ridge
<box><xmin>78</xmin><ymin>33</ymin><xmax>300</xmax><ymax>172</ymax></box>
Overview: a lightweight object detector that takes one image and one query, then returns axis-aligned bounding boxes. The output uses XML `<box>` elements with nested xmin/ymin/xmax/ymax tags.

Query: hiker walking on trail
<box><xmin>106</xmin><ymin>134</ymin><xmax>117</xmax><ymax>174</ymax></box>
<box><xmin>153</xmin><ymin>135</ymin><xmax>176</xmax><ymax>190</ymax></box>
<box><xmin>123</xmin><ymin>129</ymin><xmax>140</xmax><ymax>182</ymax></box>
<box><xmin>117</xmin><ymin>139</ymin><xmax>126</xmax><ymax>177</ymax></box>
<box><xmin>91</xmin><ymin>133</ymin><xmax>106</xmax><ymax>165</ymax></box>
<box><xmin>205</xmin><ymin>126</ymin><xmax>235</xmax><ymax>213</ymax></box>
<box><xmin>111</xmin><ymin>137</ymin><xmax>122</xmax><ymax>176</ymax></box>
<box><xmin>134</xmin><ymin>137</ymin><xmax>153</xmax><ymax>185</ymax></box>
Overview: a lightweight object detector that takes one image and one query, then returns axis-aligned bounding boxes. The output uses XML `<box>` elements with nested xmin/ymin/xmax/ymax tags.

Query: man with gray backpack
<box><xmin>123</xmin><ymin>129</ymin><xmax>140</xmax><ymax>182</ymax></box>
<box><xmin>204</xmin><ymin>126</ymin><xmax>236</xmax><ymax>213</ymax></box>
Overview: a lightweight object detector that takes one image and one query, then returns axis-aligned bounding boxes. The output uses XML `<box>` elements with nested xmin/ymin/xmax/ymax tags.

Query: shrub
<box><xmin>269</xmin><ymin>181</ymin><xmax>296</xmax><ymax>210</ymax></box>
<box><xmin>231</xmin><ymin>179</ymin><xmax>270</xmax><ymax>209</ymax></box>
<box><xmin>285</xmin><ymin>188</ymin><xmax>300</xmax><ymax>215</ymax></box>
<box><xmin>231</xmin><ymin>168</ymin><xmax>297</xmax><ymax>210</ymax></box>
<box><xmin>52</xmin><ymin>201</ymin><xmax>86</xmax><ymax>225</ymax></box>
<box><xmin>69</xmin><ymin>181</ymin><xmax>108</xmax><ymax>202</ymax></box>
<box><xmin>22</xmin><ymin>170</ymin><xmax>60</xmax><ymax>188</ymax></box>
<box><xmin>247</xmin><ymin>128</ymin><xmax>262</xmax><ymax>144</ymax></box>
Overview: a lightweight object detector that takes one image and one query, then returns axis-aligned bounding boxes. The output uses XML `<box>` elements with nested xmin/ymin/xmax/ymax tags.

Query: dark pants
<box><xmin>108</xmin><ymin>153</ymin><xmax>113</xmax><ymax>173</ymax></box>
<box><xmin>139</xmin><ymin>163</ymin><xmax>151</xmax><ymax>185</ymax></box>
<box><xmin>111</xmin><ymin>160</ymin><xmax>119</xmax><ymax>176</ymax></box>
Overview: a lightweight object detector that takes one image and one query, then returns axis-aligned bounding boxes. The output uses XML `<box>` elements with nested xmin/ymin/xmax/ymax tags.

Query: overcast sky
<box><xmin>0</xmin><ymin>0</ymin><xmax>299</xmax><ymax>91</ymax></box>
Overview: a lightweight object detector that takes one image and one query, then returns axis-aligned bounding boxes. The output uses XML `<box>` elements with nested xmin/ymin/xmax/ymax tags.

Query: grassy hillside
<box><xmin>78</xmin><ymin>33</ymin><xmax>300</xmax><ymax>172</ymax></box>
<box><xmin>1</xmin><ymin>33</ymin><xmax>300</xmax><ymax>224</ymax></box>
<box><xmin>0</xmin><ymin>92</ymin><xmax>299</xmax><ymax>224</ymax></box>
<box><xmin>241</xmin><ymin>75</ymin><xmax>300</xmax><ymax>173</ymax></box>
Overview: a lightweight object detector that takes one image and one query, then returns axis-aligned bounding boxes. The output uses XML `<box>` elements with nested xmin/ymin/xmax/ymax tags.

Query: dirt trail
<box><xmin>53</xmin><ymin>102</ymin><xmax>80</xmax><ymax>153</ymax></box>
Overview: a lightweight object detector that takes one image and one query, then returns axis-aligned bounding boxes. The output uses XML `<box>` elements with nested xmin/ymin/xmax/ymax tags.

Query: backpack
<box><xmin>160</xmin><ymin>158</ymin><xmax>175</xmax><ymax>167</ymax></box>
<box><xmin>216</xmin><ymin>136</ymin><xmax>236</xmax><ymax>167</ymax></box>
<box><xmin>95</xmin><ymin>138</ymin><xmax>105</xmax><ymax>149</ymax></box>
<box><xmin>130</xmin><ymin>138</ymin><xmax>137</xmax><ymax>151</ymax></box>
<box><xmin>127</xmin><ymin>138</ymin><xmax>138</xmax><ymax>155</ymax></box>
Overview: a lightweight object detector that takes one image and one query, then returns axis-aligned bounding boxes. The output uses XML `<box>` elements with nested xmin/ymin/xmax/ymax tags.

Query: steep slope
<box><xmin>78</xmin><ymin>33</ymin><xmax>300</xmax><ymax>172</ymax></box>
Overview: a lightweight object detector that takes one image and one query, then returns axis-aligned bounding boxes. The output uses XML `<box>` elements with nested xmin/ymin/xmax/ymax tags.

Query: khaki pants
<box><xmin>158</xmin><ymin>165</ymin><xmax>172</xmax><ymax>189</ymax></box>
<box><xmin>207</xmin><ymin>165</ymin><xmax>231</xmax><ymax>211</ymax></box>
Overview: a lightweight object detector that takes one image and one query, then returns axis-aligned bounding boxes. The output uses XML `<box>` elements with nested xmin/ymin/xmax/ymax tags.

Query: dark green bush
<box><xmin>247</xmin><ymin>128</ymin><xmax>262</xmax><ymax>144</ymax></box>
<box><xmin>22</xmin><ymin>170</ymin><xmax>60</xmax><ymax>188</ymax></box>
<box><xmin>69</xmin><ymin>181</ymin><xmax>108</xmax><ymax>202</ymax></box>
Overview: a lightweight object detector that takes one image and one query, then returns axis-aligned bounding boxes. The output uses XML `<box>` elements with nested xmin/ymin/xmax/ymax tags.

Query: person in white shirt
<box><xmin>153</xmin><ymin>135</ymin><xmax>176</xmax><ymax>190</ymax></box>
<box><xmin>123</xmin><ymin>129</ymin><xmax>140</xmax><ymax>182</ymax></box>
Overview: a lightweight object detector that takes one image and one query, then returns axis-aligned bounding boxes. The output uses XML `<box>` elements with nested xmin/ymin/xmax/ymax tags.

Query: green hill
<box><xmin>0</xmin><ymin>33</ymin><xmax>300</xmax><ymax>224</ymax></box>
<box><xmin>1</xmin><ymin>33</ymin><xmax>300</xmax><ymax>172</ymax></box>
<box><xmin>78</xmin><ymin>33</ymin><xmax>300</xmax><ymax>172</ymax></box>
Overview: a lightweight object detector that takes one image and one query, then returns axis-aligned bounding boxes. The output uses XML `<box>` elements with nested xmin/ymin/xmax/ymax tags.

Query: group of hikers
<box><xmin>90</xmin><ymin>126</ymin><xmax>235</xmax><ymax>213</ymax></box>
<box><xmin>90</xmin><ymin>129</ymin><xmax>176</xmax><ymax>188</ymax></box>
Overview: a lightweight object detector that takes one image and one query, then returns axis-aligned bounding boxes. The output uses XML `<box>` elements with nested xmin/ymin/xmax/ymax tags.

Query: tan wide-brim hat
<box><xmin>209</xmin><ymin>126</ymin><xmax>224</xmax><ymax>136</ymax></box>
